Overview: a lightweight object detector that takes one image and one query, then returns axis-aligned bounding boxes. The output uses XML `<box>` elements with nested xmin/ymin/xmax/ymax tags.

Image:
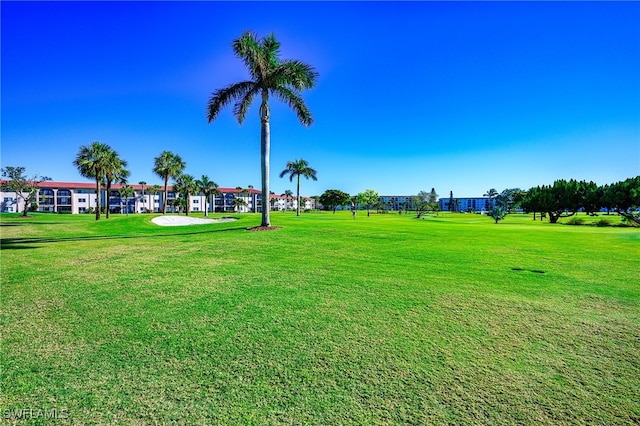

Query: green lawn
<box><xmin>1</xmin><ymin>211</ymin><xmax>639</xmax><ymax>424</ymax></box>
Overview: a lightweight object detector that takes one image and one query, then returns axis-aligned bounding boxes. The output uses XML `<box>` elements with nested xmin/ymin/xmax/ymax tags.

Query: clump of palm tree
<box><xmin>279</xmin><ymin>159</ymin><xmax>317</xmax><ymax>216</ymax></box>
<box><xmin>173</xmin><ymin>173</ymin><xmax>198</xmax><ymax>216</ymax></box>
<box><xmin>74</xmin><ymin>141</ymin><xmax>128</xmax><ymax>221</ymax></box>
<box><xmin>206</xmin><ymin>31</ymin><xmax>318</xmax><ymax>228</ymax></box>
<box><xmin>197</xmin><ymin>175</ymin><xmax>219</xmax><ymax>217</ymax></box>
<box><xmin>153</xmin><ymin>151</ymin><xmax>185</xmax><ymax>214</ymax></box>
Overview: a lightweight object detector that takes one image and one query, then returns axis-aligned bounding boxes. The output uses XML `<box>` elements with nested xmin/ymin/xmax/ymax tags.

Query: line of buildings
<box><xmin>377</xmin><ymin>196</ymin><xmax>495</xmax><ymax>213</ymax></box>
<box><xmin>1</xmin><ymin>181</ymin><xmax>314</xmax><ymax>214</ymax></box>
<box><xmin>1</xmin><ymin>181</ymin><xmax>497</xmax><ymax>215</ymax></box>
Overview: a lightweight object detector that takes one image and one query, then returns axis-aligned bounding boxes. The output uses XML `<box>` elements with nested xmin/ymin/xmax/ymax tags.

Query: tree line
<box><xmin>521</xmin><ymin>177</ymin><xmax>640</xmax><ymax>225</ymax></box>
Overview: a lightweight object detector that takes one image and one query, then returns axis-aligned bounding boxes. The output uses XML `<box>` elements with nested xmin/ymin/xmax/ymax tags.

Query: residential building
<box><xmin>0</xmin><ymin>181</ymin><xmax>316</xmax><ymax>214</ymax></box>
<box><xmin>438</xmin><ymin>197</ymin><xmax>496</xmax><ymax>212</ymax></box>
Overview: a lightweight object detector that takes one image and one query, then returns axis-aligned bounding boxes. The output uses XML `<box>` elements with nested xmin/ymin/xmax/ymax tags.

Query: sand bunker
<box><xmin>151</xmin><ymin>215</ymin><xmax>238</xmax><ymax>227</ymax></box>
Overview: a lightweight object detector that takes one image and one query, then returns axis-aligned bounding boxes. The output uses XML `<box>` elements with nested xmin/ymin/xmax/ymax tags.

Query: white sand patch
<box><xmin>151</xmin><ymin>215</ymin><xmax>238</xmax><ymax>227</ymax></box>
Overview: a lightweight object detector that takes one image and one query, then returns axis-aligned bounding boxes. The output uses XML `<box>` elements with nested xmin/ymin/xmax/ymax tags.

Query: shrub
<box><xmin>594</xmin><ymin>219</ymin><xmax>612</xmax><ymax>227</ymax></box>
<box><xmin>566</xmin><ymin>217</ymin><xmax>585</xmax><ymax>226</ymax></box>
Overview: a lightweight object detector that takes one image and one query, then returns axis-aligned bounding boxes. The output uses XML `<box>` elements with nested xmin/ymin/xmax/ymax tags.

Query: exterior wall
<box><xmin>379</xmin><ymin>196</ymin><xmax>415</xmax><ymax>211</ymax></box>
<box><xmin>2</xmin><ymin>182</ymin><xmax>325</xmax><ymax>216</ymax></box>
<box><xmin>438</xmin><ymin>197</ymin><xmax>495</xmax><ymax>212</ymax></box>
<box><xmin>1</xmin><ymin>191</ymin><xmax>22</xmax><ymax>213</ymax></box>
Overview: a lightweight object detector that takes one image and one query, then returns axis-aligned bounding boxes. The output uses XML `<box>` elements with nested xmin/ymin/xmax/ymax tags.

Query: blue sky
<box><xmin>2</xmin><ymin>1</ymin><xmax>639</xmax><ymax>198</ymax></box>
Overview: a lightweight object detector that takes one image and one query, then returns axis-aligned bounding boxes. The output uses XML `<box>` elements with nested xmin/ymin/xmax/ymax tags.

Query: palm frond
<box><xmin>207</xmin><ymin>81</ymin><xmax>256</xmax><ymax>123</ymax></box>
<box><xmin>272</xmin><ymin>87</ymin><xmax>314</xmax><ymax>126</ymax></box>
<box><xmin>233</xmin><ymin>85</ymin><xmax>260</xmax><ymax>124</ymax></box>
<box><xmin>232</xmin><ymin>31</ymin><xmax>268</xmax><ymax>82</ymax></box>
<box><xmin>276</xmin><ymin>60</ymin><xmax>318</xmax><ymax>90</ymax></box>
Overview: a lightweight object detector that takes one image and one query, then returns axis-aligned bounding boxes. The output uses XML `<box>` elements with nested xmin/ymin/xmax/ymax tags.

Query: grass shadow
<box><xmin>0</xmin><ymin>226</ymin><xmax>248</xmax><ymax>250</ymax></box>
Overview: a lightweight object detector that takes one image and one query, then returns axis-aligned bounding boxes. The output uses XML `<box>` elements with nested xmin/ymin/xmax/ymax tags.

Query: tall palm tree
<box><xmin>197</xmin><ymin>175</ymin><xmax>219</xmax><ymax>217</ymax></box>
<box><xmin>73</xmin><ymin>141</ymin><xmax>112</xmax><ymax>220</ymax></box>
<box><xmin>207</xmin><ymin>31</ymin><xmax>318</xmax><ymax>227</ymax></box>
<box><xmin>153</xmin><ymin>151</ymin><xmax>185</xmax><ymax>214</ymax></box>
<box><xmin>138</xmin><ymin>181</ymin><xmax>147</xmax><ymax>213</ymax></box>
<box><xmin>279</xmin><ymin>158</ymin><xmax>317</xmax><ymax>216</ymax></box>
<box><xmin>173</xmin><ymin>174</ymin><xmax>198</xmax><ymax>216</ymax></box>
<box><xmin>104</xmin><ymin>150</ymin><xmax>129</xmax><ymax>219</ymax></box>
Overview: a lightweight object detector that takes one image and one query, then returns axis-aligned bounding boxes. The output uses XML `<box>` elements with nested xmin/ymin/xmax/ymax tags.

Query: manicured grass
<box><xmin>1</xmin><ymin>211</ymin><xmax>639</xmax><ymax>424</ymax></box>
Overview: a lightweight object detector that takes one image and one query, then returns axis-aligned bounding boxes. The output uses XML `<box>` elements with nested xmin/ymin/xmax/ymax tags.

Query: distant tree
<box><xmin>73</xmin><ymin>141</ymin><xmax>112</xmax><ymax>220</ymax></box>
<box><xmin>119</xmin><ymin>184</ymin><xmax>135</xmax><ymax>216</ymax></box>
<box><xmin>495</xmin><ymin>188</ymin><xmax>525</xmax><ymax>213</ymax></box>
<box><xmin>488</xmin><ymin>206</ymin><xmax>507</xmax><ymax>224</ymax></box>
<box><xmin>319</xmin><ymin>189</ymin><xmax>350</xmax><ymax>214</ymax></box>
<box><xmin>173</xmin><ymin>173</ymin><xmax>198</xmax><ymax>216</ymax></box>
<box><xmin>0</xmin><ymin>166</ymin><xmax>52</xmax><ymax>217</ymax></box>
<box><xmin>282</xmin><ymin>190</ymin><xmax>294</xmax><ymax>211</ymax></box>
<box><xmin>197</xmin><ymin>175</ymin><xmax>219</xmax><ymax>217</ymax></box>
<box><xmin>357</xmin><ymin>189</ymin><xmax>380</xmax><ymax>217</ymax></box>
<box><xmin>413</xmin><ymin>190</ymin><xmax>430</xmax><ymax>218</ymax></box>
<box><xmin>279</xmin><ymin>158</ymin><xmax>318</xmax><ymax>217</ymax></box>
<box><xmin>206</xmin><ymin>31</ymin><xmax>318</xmax><ymax>228</ymax></box>
<box><xmin>138</xmin><ymin>181</ymin><xmax>147</xmax><ymax>213</ymax></box>
<box><xmin>247</xmin><ymin>185</ymin><xmax>255</xmax><ymax>211</ymax></box>
<box><xmin>153</xmin><ymin>151</ymin><xmax>185</xmax><ymax>214</ymax></box>
<box><xmin>172</xmin><ymin>196</ymin><xmax>186</xmax><ymax>215</ymax></box>
<box><xmin>605</xmin><ymin>176</ymin><xmax>640</xmax><ymax>225</ymax></box>
<box><xmin>448</xmin><ymin>191</ymin><xmax>455</xmax><ymax>212</ymax></box>
<box><xmin>428</xmin><ymin>188</ymin><xmax>439</xmax><ymax>215</ymax></box>
<box><xmin>484</xmin><ymin>188</ymin><xmax>498</xmax><ymax>199</ymax></box>
<box><xmin>484</xmin><ymin>188</ymin><xmax>498</xmax><ymax>211</ymax></box>
<box><xmin>103</xmin><ymin>149</ymin><xmax>130</xmax><ymax>219</ymax></box>
<box><xmin>148</xmin><ymin>184</ymin><xmax>162</xmax><ymax>213</ymax></box>
<box><xmin>522</xmin><ymin>179</ymin><xmax>592</xmax><ymax>223</ymax></box>
<box><xmin>233</xmin><ymin>197</ymin><xmax>248</xmax><ymax>213</ymax></box>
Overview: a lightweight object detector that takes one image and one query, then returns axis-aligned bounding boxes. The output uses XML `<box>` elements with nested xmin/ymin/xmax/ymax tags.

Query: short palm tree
<box><xmin>153</xmin><ymin>151</ymin><xmax>185</xmax><ymax>214</ymax></box>
<box><xmin>73</xmin><ymin>141</ymin><xmax>112</xmax><ymax>220</ymax></box>
<box><xmin>206</xmin><ymin>31</ymin><xmax>318</xmax><ymax>227</ymax></box>
<box><xmin>197</xmin><ymin>175</ymin><xmax>219</xmax><ymax>217</ymax></box>
<box><xmin>103</xmin><ymin>150</ymin><xmax>129</xmax><ymax>219</ymax></box>
<box><xmin>173</xmin><ymin>174</ymin><xmax>198</xmax><ymax>216</ymax></box>
<box><xmin>279</xmin><ymin>159</ymin><xmax>317</xmax><ymax>216</ymax></box>
<box><xmin>233</xmin><ymin>197</ymin><xmax>248</xmax><ymax>213</ymax></box>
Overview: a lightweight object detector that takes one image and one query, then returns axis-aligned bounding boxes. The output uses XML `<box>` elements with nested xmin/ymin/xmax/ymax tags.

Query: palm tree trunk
<box><xmin>95</xmin><ymin>178</ymin><xmax>101</xmax><ymax>220</ymax></box>
<box><xmin>106</xmin><ymin>181</ymin><xmax>111</xmax><ymax>219</ymax></box>
<box><xmin>296</xmin><ymin>175</ymin><xmax>301</xmax><ymax>216</ymax></box>
<box><xmin>163</xmin><ymin>176</ymin><xmax>168</xmax><ymax>214</ymax></box>
<box><xmin>260</xmin><ymin>101</ymin><xmax>271</xmax><ymax>227</ymax></box>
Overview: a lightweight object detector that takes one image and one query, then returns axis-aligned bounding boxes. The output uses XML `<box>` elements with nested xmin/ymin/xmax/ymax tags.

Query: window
<box><xmin>193</xmin><ymin>199</ymin><xmax>199</xmax><ymax>204</ymax></box>
<box><xmin>4</xmin><ymin>197</ymin><xmax>14</xmax><ymax>202</ymax></box>
<box><xmin>78</xmin><ymin>198</ymin><xmax>87</xmax><ymax>203</ymax></box>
